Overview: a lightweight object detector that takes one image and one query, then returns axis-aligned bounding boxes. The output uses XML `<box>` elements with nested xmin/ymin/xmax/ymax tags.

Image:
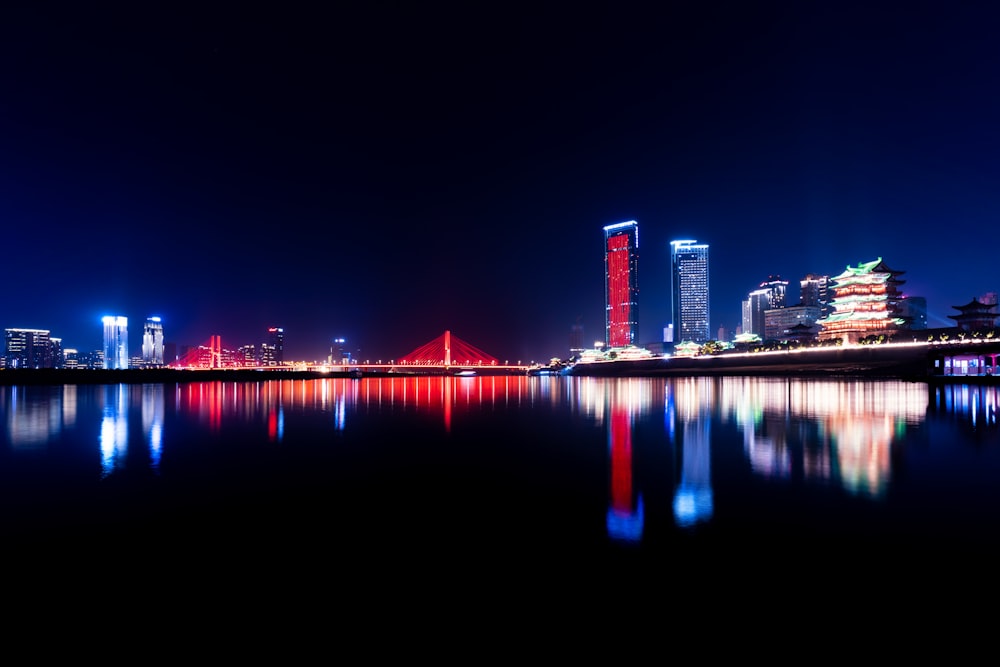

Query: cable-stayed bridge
<box><xmin>170</xmin><ymin>330</ymin><xmax>529</xmax><ymax>373</ymax></box>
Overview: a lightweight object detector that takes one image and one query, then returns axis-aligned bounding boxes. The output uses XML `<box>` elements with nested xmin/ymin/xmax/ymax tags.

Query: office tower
<box><xmin>142</xmin><ymin>316</ymin><xmax>165</xmax><ymax>367</ymax></box>
<box><xmin>759</xmin><ymin>275</ymin><xmax>788</xmax><ymax>309</ymax></box>
<box><xmin>330</xmin><ymin>337</ymin><xmax>350</xmax><ymax>364</ymax></box>
<box><xmin>800</xmin><ymin>273</ymin><xmax>832</xmax><ymax>316</ymax></box>
<box><xmin>670</xmin><ymin>239</ymin><xmax>710</xmax><ymax>344</ymax></box>
<box><xmin>102</xmin><ymin>316</ymin><xmax>129</xmax><ymax>369</ymax></box>
<box><xmin>742</xmin><ymin>276</ymin><xmax>789</xmax><ymax>340</ymax></box>
<box><xmin>742</xmin><ymin>288</ymin><xmax>771</xmax><ymax>338</ymax></box>
<box><xmin>603</xmin><ymin>221</ymin><xmax>639</xmax><ymax>349</ymax></box>
<box><xmin>260</xmin><ymin>327</ymin><xmax>285</xmax><ymax>366</ymax></box>
<box><xmin>4</xmin><ymin>328</ymin><xmax>53</xmax><ymax>369</ymax></box>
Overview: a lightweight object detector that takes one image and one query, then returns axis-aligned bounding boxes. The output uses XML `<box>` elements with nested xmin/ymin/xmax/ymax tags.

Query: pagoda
<box><xmin>947</xmin><ymin>297</ymin><xmax>999</xmax><ymax>332</ymax></box>
<box><xmin>816</xmin><ymin>257</ymin><xmax>906</xmax><ymax>344</ymax></box>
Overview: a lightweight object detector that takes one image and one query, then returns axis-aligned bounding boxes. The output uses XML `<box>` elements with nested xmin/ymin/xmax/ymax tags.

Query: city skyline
<box><xmin>4</xmin><ymin>4</ymin><xmax>999</xmax><ymax>362</ymax></box>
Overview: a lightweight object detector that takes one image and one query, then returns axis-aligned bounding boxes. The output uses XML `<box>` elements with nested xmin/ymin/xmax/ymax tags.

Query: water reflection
<box><xmin>1</xmin><ymin>376</ymin><xmax>999</xmax><ymax>547</ymax></box>
<box><xmin>668</xmin><ymin>380</ymin><xmax>714</xmax><ymax>528</ymax></box>
<box><xmin>99</xmin><ymin>384</ymin><xmax>128</xmax><ymax>477</ymax></box>
<box><xmin>714</xmin><ymin>378</ymin><xmax>929</xmax><ymax>499</ymax></box>
<box><xmin>2</xmin><ymin>385</ymin><xmax>76</xmax><ymax>449</ymax></box>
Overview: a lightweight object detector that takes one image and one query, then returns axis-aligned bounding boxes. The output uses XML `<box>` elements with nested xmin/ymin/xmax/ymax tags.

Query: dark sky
<box><xmin>3</xmin><ymin>3</ymin><xmax>999</xmax><ymax>363</ymax></box>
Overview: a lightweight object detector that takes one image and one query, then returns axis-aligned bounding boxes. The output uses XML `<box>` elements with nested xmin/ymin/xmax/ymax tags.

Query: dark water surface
<box><xmin>3</xmin><ymin>375</ymin><xmax>1000</xmax><ymax>622</ymax></box>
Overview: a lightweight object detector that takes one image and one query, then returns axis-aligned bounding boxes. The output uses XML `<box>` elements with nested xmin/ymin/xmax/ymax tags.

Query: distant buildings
<box><xmin>670</xmin><ymin>240</ymin><xmax>710</xmax><ymax>344</ymax></box>
<box><xmin>4</xmin><ymin>328</ymin><xmax>54</xmax><ymax>369</ymax></box>
<box><xmin>259</xmin><ymin>327</ymin><xmax>285</xmax><ymax>366</ymax></box>
<box><xmin>899</xmin><ymin>296</ymin><xmax>927</xmax><ymax>330</ymax></box>
<box><xmin>603</xmin><ymin>221</ymin><xmax>639</xmax><ymax>349</ymax></box>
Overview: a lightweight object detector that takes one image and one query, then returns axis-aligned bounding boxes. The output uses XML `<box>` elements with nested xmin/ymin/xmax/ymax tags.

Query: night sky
<box><xmin>3</xmin><ymin>3</ymin><xmax>999</xmax><ymax>363</ymax></box>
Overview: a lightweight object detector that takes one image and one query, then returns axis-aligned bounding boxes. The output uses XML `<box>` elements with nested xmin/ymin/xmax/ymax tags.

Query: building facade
<box><xmin>816</xmin><ymin>258</ymin><xmax>906</xmax><ymax>344</ymax></box>
<box><xmin>4</xmin><ymin>328</ymin><xmax>54</xmax><ymax>368</ymax></box>
<box><xmin>800</xmin><ymin>273</ymin><xmax>833</xmax><ymax>317</ymax></box>
<box><xmin>260</xmin><ymin>327</ymin><xmax>285</xmax><ymax>366</ymax></box>
<box><xmin>142</xmin><ymin>316</ymin><xmax>165</xmax><ymax>367</ymax></box>
<box><xmin>102</xmin><ymin>316</ymin><xmax>129</xmax><ymax>369</ymax></box>
<box><xmin>670</xmin><ymin>240</ymin><xmax>710</xmax><ymax>344</ymax></box>
<box><xmin>604</xmin><ymin>221</ymin><xmax>639</xmax><ymax>349</ymax></box>
<box><xmin>742</xmin><ymin>288</ymin><xmax>772</xmax><ymax>339</ymax></box>
<box><xmin>764</xmin><ymin>305</ymin><xmax>822</xmax><ymax>342</ymax></box>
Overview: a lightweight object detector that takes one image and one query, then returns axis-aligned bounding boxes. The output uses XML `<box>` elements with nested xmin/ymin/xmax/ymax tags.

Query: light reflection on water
<box><xmin>0</xmin><ymin>376</ymin><xmax>998</xmax><ymax>551</ymax></box>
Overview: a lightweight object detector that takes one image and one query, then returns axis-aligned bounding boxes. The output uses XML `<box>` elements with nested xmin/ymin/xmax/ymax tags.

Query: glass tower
<box><xmin>670</xmin><ymin>240</ymin><xmax>710</xmax><ymax>344</ymax></box>
<box><xmin>603</xmin><ymin>221</ymin><xmax>639</xmax><ymax>349</ymax></box>
<box><xmin>142</xmin><ymin>316</ymin><xmax>164</xmax><ymax>367</ymax></box>
<box><xmin>102</xmin><ymin>316</ymin><xmax>129</xmax><ymax>369</ymax></box>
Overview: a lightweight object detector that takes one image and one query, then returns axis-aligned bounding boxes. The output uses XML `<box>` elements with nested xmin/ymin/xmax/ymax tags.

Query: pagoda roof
<box><xmin>832</xmin><ymin>257</ymin><xmax>906</xmax><ymax>281</ymax></box>
<box><xmin>950</xmin><ymin>297</ymin><xmax>999</xmax><ymax>313</ymax></box>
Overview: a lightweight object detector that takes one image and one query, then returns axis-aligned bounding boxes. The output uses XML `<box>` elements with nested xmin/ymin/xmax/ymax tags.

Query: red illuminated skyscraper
<box><xmin>603</xmin><ymin>220</ymin><xmax>639</xmax><ymax>349</ymax></box>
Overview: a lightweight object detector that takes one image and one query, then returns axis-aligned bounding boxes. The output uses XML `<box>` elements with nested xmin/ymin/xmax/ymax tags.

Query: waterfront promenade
<box><xmin>1</xmin><ymin>338</ymin><xmax>997</xmax><ymax>384</ymax></box>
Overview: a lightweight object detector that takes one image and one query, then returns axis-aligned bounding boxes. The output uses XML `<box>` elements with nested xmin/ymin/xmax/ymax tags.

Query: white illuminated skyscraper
<box><xmin>102</xmin><ymin>316</ymin><xmax>129</xmax><ymax>369</ymax></box>
<box><xmin>142</xmin><ymin>316</ymin><xmax>164</xmax><ymax>367</ymax></box>
<box><xmin>670</xmin><ymin>240</ymin><xmax>710</xmax><ymax>344</ymax></box>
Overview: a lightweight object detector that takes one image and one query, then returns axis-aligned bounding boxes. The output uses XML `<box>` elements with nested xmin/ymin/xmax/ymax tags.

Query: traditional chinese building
<box><xmin>947</xmin><ymin>297</ymin><xmax>999</xmax><ymax>332</ymax></box>
<box><xmin>816</xmin><ymin>257</ymin><xmax>906</xmax><ymax>344</ymax></box>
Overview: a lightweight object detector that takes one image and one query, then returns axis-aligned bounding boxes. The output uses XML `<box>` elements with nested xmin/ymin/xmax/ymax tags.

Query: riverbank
<box><xmin>0</xmin><ymin>366</ymin><xmax>523</xmax><ymax>385</ymax></box>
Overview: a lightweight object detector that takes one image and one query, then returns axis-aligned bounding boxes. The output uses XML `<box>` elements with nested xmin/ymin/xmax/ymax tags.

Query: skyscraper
<box><xmin>260</xmin><ymin>327</ymin><xmax>284</xmax><ymax>366</ymax></box>
<box><xmin>142</xmin><ymin>316</ymin><xmax>164</xmax><ymax>367</ymax></box>
<box><xmin>670</xmin><ymin>239</ymin><xmax>710</xmax><ymax>344</ymax></box>
<box><xmin>800</xmin><ymin>273</ymin><xmax>833</xmax><ymax>317</ymax></box>
<box><xmin>102</xmin><ymin>316</ymin><xmax>129</xmax><ymax>369</ymax></box>
<box><xmin>603</xmin><ymin>221</ymin><xmax>639</xmax><ymax>349</ymax></box>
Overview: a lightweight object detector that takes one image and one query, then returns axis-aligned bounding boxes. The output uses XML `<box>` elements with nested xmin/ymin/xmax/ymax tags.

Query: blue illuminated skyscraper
<box><xmin>670</xmin><ymin>240</ymin><xmax>710</xmax><ymax>344</ymax></box>
<box><xmin>603</xmin><ymin>221</ymin><xmax>639</xmax><ymax>349</ymax></box>
<box><xmin>102</xmin><ymin>316</ymin><xmax>129</xmax><ymax>369</ymax></box>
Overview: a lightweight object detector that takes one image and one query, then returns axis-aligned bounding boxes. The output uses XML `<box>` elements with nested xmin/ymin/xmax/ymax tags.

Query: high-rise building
<box><xmin>603</xmin><ymin>221</ymin><xmax>639</xmax><ymax>349</ymax></box>
<box><xmin>759</xmin><ymin>275</ymin><xmax>789</xmax><ymax>309</ymax></box>
<box><xmin>742</xmin><ymin>276</ymin><xmax>789</xmax><ymax>339</ymax></box>
<box><xmin>670</xmin><ymin>239</ymin><xmax>710</xmax><ymax>344</ymax></box>
<box><xmin>142</xmin><ymin>316</ymin><xmax>165</xmax><ymax>367</ymax></box>
<box><xmin>260</xmin><ymin>327</ymin><xmax>285</xmax><ymax>366</ymax></box>
<box><xmin>102</xmin><ymin>316</ymin><xmax>129</xmax><ymax>369</ymax></box>
<box><xmin>742</xmin><ymin>288</ymin><xmax>771</xmax><ymax>338</ymax></box>
<box><xmin>4</xmin><ymin>328</ymin><xmax>53</xmax><ymax>369</ymax></box>
<box><xmin>330</xmin><ymin>337</ymin><xmax>350</xmax><ymax>364</ymax></box>
<box><xmin>800</xmin><ymin>273</ymin><xmax>833</xmax><ymax>317</ymax></box>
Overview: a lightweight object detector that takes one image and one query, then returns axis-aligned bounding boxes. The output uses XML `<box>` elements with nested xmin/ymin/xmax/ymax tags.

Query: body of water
<box><xmin>4</xmin><ymin>374</ymin><xmax>999</xmax><ymax>622</ymax></box>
